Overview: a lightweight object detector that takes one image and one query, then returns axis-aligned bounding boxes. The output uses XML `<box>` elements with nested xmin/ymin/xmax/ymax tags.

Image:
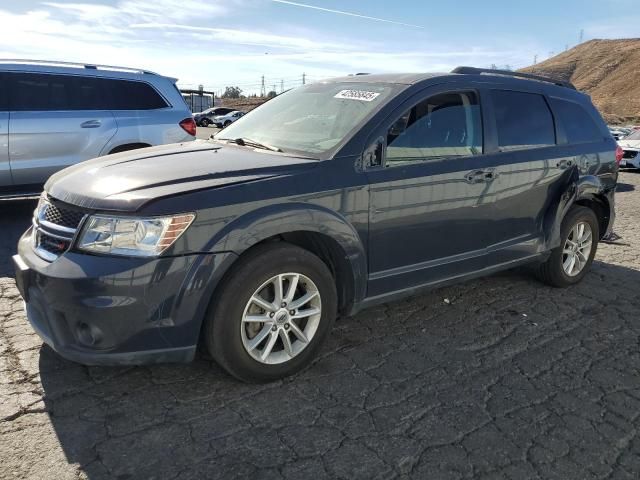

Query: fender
<box><xmin>204</xmin><ymin>202</ymin><xmax>368</xmax><ymax>305</ymax></box>
<box><xmin>544</xmin><ymin>169</ymin><xmax>610</xmax><ymax>249</ymax></box>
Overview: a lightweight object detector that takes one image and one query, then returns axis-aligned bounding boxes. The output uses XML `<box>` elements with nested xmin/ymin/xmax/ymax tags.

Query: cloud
<box><xmin>271</xmin><ymin>0</ymin><xmax>424</xmax><ymax>29</ymax></box>
<box><xmin>0</xmin><ymin>1</ymin><xmax>535</xmax><ymax>93</ymax></box>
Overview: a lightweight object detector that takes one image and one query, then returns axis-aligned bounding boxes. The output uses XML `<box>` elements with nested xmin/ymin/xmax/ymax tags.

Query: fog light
<box><xmin>76</xmin><ymin>322</ymin><xmax>102</xmax><ymax>346</ymax></box>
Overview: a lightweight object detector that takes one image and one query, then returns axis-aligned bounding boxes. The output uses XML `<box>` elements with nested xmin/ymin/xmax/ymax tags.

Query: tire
<box><xmin>223</xmin><ymin>121</ymin><xmax>232</xmax><ymax>128</ymax></box>
<box><xmin>201</xmin><ymin>118</ymin><xmax>211</xmax><ymax>127</ymax></box>
<box><xmin>536</xmin><ymin>205</ymin><xmax>599</xmax><ymax>287</ymax></box>
<box><xmin>204</xmin><ymin>242</ymin><xmax>337</xmax><ymax>382</ymax></box>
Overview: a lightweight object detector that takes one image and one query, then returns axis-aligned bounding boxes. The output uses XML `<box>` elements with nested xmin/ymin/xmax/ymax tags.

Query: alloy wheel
<box><xmin>240</xmin><ymin>273</ymin><xmax>322</xmax><ymax>365</ymax></box>
<box><xmin>562</xmin><ymin>221</ymin><xmax>593</xmax><ymax>276</ymax></box>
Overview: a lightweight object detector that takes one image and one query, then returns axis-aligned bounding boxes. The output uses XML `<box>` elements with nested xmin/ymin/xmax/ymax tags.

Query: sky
<box><xmin>0</xmin><ymin>0</ymin><xmax>637</xmax><ymax>95</ymax></box>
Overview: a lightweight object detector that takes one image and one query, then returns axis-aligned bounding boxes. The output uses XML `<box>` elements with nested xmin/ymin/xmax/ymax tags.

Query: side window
<box><xmin>109</xmin><ymin>80</ymin><xmax>168</xmax><ymax>110</ymax></box>
<box><xmin>549</xmin><ymin>98</ymin><xmax>603</xmax><ymax>144</ymax></box>
<box><xmin>0</xmin><ymin>74</ymin><xmax>7</xmax><ymax>111</ymax></box>
<box><xmin>386</xmin><ymin>91</ymin><xmax>483</xmax><ymax>165</ymax></box>
<box><xmin>72</xmin><ymin>76</ymin><xmax>112</xmax><ymax>110</ymax></box>
<box><xmin>9</xmin><ymin>73</ymin><xmax>73</xmax><ymax>111</ymax></box>
<box><xmin>492</xmin><ymin>90</ymin><xmax>555</xmax><ymax>151</ymax></box>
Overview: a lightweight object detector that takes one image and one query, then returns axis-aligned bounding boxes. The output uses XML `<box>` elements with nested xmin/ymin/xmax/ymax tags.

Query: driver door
<box><xmin>365</xmin><ymin>86</ymin><xmax>495</xmax><ymax>297</ymax></box>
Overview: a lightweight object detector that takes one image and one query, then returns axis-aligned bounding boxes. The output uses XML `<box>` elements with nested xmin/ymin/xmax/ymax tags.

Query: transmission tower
<box><xmin>260</xmin><ymin>75</ymin><xmax>266</xmax><ymax>97</ymax></box>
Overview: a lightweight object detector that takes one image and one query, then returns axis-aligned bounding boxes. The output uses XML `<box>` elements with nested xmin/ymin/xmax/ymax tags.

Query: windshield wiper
<box><xmin>220</xmin><ymin>137</ymin><xmax>282</xmax><ymax>152</ymax></box>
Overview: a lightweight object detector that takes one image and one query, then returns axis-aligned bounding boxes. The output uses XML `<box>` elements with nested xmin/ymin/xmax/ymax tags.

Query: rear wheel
<box><xmin>201</xmin><ymin>118</ymin><xmax>211</xmax><ymax>127</ymax></box>
<box><xmin>204</xmin><ymin>243</ymin><xmax>337</xmax><ymax>382</ymax></box>
<box><xmin>536</xmin><ymin>206</ymin><xmax>599</xmax><ymax>287</ymax></box>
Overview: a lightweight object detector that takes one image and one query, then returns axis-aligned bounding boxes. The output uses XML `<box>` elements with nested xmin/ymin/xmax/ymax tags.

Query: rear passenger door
<box><xmin>0</xmin><ymin>73</ymin><xmax>9</xmax><ymax>187</ymax></box>
<box><xmin>7</xmin><ymin>72</ymin><xmax>118</xmax><ymax>186</ymax></box>
<box><xmin>481</xmin><ymin>88</ymin><xmax>567</xmax><ymax>265</ymax></box>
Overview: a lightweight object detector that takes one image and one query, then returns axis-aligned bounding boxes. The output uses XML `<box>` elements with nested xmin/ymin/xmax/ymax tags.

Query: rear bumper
<box><xmin>14</xmin><ymin>228</ymin><xmax>236</xmax><ymax>366</ymax></box>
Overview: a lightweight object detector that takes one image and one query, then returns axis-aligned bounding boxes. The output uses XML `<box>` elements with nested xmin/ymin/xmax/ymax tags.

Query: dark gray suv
<box><xmin>13</xmin><ymin>67</ymin><xmax>619</xmax><ymax>382</ymax></box>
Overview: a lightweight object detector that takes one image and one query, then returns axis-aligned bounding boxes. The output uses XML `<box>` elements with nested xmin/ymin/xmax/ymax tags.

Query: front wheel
<box><xmin>201</xmin><ymin>118</ymin><xmax>211</xmax><ymax>127</ymax></box>
<box><xmin>204</xmin><ymin>243</ymin><xmax>337</xmax><ymax>382</ymax></box>
<box><xmin>223</xmin><ymin>120</ymin><xmax>232</xmax><ymax>128</ymax></box>
<box><xmin>536</xmin><ymin>205</ymin><xmax>599</xmax><ymax>287</ymax></box>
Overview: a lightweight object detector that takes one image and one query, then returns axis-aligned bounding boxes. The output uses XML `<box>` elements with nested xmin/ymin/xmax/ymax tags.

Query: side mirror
<box><xmin>364</xmin><ymin>137</ymin><xmax>384</xmax><ymax>168</ymax></box>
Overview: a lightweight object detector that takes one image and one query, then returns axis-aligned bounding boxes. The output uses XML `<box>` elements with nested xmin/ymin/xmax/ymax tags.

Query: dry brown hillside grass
<box><xmin>521</xmin><ymin>39</ymin><xmax>640</xmax><ymax>124</ymax></box>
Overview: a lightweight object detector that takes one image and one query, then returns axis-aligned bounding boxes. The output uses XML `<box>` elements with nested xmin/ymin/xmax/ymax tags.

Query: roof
<box><xmin>319</xmin><ymin>72</ymin><xmax>446</xmax><ymax>85</ymax></box>
<box><xmin>319</xmin><ymin>67</ymin><xmax>577</xmax><ymax>91</ymax></box>
<box><xmin>0</xmin><ymin>59</ymin><xmax>176</xmax><ymax>82</ymax></box>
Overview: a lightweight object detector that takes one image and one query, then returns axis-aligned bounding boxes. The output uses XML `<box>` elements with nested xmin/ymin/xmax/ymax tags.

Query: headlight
<box><xmin>77</xmin><ymin>214</ymin><xmax>195</xmax><ymax>257</ymax></box>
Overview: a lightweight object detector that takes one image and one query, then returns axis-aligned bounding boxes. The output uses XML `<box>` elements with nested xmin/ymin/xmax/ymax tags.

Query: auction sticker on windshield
<box><xmin>334</xmin><ymin>90</ymin><xmax>381</xmax><ymax>102</ymax></box>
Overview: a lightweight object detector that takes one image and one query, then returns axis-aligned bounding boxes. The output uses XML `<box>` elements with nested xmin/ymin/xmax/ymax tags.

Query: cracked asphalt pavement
<box><xmin>1</xmin><ymin>172</ymin><xmax>640</xmax><ymax>479</ymax></box>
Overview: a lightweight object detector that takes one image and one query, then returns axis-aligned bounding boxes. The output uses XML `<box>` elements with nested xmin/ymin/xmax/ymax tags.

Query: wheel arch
<box><xmin>205</xmin><ymin>203</ymin><xmax>368</xmax><ymax>315</ymax></box>
<box><xmin>108</xmin><ymin>142</ymin><xmax>152</xmax><ymax>155</ymax></box>
<box><xmin>544</xmin><ymin>173</ymin><xmax>612</xmax><ymax>249</ymax></box>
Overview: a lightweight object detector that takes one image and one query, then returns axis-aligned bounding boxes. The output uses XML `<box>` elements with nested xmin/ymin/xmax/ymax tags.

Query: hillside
<box><xmin>520</xmin><ymin>39</ymin><xmax>640</xmax><ymax>124</ymax></box>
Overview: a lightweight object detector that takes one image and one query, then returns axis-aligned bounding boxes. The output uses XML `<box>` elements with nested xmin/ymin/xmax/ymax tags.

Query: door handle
<box><xmin>80</xmin><ymin>120</ymin><xmax>101</xmax><ymax>128</ymax></box>
<box><xmin>465</xmin><ymin>169</ymin><xmax>497</xmax><ymax>184</ymax></box>
<box><xmin>556</xmin><ymin>159</ymin><xmax>574</xmax><ymax>169</ymax></box>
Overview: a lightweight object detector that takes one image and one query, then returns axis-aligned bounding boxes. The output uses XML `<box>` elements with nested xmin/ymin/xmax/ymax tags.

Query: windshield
<box><xmin>624</xmin><ymin>129</ymin><xmax>640</xmax><ymax>141</ymax></box>
<box><xmin>215</xmin><ymin>82</ymin><xmax>397</xmax><ymax>157</ymax></box>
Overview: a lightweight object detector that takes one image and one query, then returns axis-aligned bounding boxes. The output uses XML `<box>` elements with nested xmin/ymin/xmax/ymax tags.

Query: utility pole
<box><xmin>579</xmin><ymin>29</ymin><xmax>584</xmax><ymax>44</ymax></box>
<box><xmin>533</xmin><ymin>54</ymin><xmax>538</xmax><ymax>65</ymax></box>
<box><xmin>302</xmin><ymin>73</ymin><xmax>306</xmax><ymax>85</ymax></box>
<box><xmin>260</xmin><ymin>75</ymin><xmax>266</xmax><ymax>97</ymax></box>
<box><xmin>280</xmin><ymin>79</ymin><xmax>284</xmax><ymax>93</ymax></box>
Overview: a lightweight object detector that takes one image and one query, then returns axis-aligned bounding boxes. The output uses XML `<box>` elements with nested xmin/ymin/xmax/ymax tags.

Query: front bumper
<box><xmin>13</xmin><ymin>228</ymin><xmax>235</xmax><ymax>366</ymax></box>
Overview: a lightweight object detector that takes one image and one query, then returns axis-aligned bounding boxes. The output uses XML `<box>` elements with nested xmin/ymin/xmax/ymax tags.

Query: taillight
<box><xmin>615</xmin><ymin>145</ymin><xmax>624</xmax><ymax>165</ymax></box>
<box><xmin>179</xmin><ymin>117</ymin><xmax>197</xmax><ymax>137</ymax></box>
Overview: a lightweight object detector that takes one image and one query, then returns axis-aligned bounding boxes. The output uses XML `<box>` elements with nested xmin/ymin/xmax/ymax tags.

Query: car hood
<box><xmin>619</xmin><ymin>139</ymin><xmax>640</xmax><ymax>149</ymax></box>
<box><xmin>45</xmin><ymin>140</ymin><xmax>319</xmax><ymax>212</ymax></box>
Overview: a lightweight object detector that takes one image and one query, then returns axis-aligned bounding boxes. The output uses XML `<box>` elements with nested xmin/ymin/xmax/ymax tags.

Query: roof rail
<box><xmin>451</xmin><ymin>66</ymin><xmax>576</xmax><ymax>90</ymax></box>
<box><xmin>0</xmin><ymin>59</ymin><xmax>158</xmax><ymax>75</ymax></box>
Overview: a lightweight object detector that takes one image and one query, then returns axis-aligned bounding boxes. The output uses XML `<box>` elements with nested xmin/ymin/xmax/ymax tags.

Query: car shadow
<box><xmin>616</xmin><ymin>182</ymin><xmax>635</xmax><ymax>192</ymax></box>
<box><xmin>35</xmin><ymin>258</ymin><xmax>640</xmax><ymax>478</ymax></box>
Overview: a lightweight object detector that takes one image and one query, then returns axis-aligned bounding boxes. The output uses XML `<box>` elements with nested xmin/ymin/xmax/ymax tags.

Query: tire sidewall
<box><xmin>208</xmin><ymin>244</ymin><xmax>337</xmax><ymax>382</ymax></box>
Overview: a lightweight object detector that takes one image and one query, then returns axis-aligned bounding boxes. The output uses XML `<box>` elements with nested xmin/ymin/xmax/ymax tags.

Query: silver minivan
<box><xmin>0</xmin><ymin>60</ymin><xmax>196</xmax><ymax>197</ymax></box>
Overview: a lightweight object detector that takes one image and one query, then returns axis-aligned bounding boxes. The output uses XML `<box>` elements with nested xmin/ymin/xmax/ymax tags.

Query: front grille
<box><xmin>32</xmin><ymin>195</ymin><xmax>87</xmax><ymax>261</ymax></box>
<box><xmin>623</xmin><ymin>150</ymin><xmax>638</xmax><ymax>159</ymax></box>
<box><xmin>42</xmin><ymin>202</ymin><xmax>84</xmax><ymax>229</ymax></box>
<box><xmin>36</xmin><ymin>232</ymin><xmax>72</xmax><ymax>255</ymax></box>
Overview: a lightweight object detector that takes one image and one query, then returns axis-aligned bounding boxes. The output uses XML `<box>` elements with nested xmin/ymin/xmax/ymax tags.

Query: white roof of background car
<box><xmin>0</xmin><ymin>59</ymin><xmax>177</xmax><ymax>82</ymax></box>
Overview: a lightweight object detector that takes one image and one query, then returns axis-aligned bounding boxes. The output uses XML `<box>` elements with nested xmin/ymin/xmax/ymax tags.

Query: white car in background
<box><xmin>618</xmin><ymin>129</ymin><xmax>640</xmax><ymax>168</ymax></box>
<box><xmin>213</xmin><ymin>110</ymin><xmax>245</xmax><ymax>128</ymax></box>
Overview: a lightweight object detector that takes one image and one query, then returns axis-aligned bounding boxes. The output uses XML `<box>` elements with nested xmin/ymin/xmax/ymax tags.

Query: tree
<box><xmin>267</xmin><ymin>90</ymin><xmax>277</xmax><ymax>98</ymax></box>
<box><xmin>222</xmin><ymin>86</ymin><xmax>243</xmax><ymax>99</ymax></box>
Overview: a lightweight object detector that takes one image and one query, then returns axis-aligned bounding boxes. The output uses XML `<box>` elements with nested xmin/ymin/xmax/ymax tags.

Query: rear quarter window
<box><xmin>549</xmin><ymin>98</ymin><xmax>603</xmax><ymax>144</ymax></box>
<box><xmin>109</xmin><ymin>80</ymin><xmax>168</xmax><ymax>110</ymax></box>
<box><xmin>492</xmin><ymin>90</ymin><xmax>556</xmax><ymax>151</ymax></box>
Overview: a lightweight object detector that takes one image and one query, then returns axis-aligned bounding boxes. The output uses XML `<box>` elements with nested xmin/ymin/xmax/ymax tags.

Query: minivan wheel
<box><xmin>536</xmin><ymin>206</ymin><xmax>599</xmax><ymax>287</ymax></box>
<box><xmin>204</xmin><ymin>243</ymin><xmax>337</xmax><ymax>382</ymax></box>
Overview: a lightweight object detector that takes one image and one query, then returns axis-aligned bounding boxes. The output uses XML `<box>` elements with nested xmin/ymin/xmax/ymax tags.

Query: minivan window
<box><xmin>0</xmin><ymin>74</ymin><xmax>7</xmax><ymax>111</ymax></box>
<box><xmin>550</xmin><ymin>98</ymin><xmax>603</xmax><ymax>144</ymax></box>
<box><xmin>386</xmin><ymin>91</ymin><xmax>483</xmax><ymax>165</ymax></box>
<box><xmin>492</xmin><ymin>90</ymin><xmax>555</xmax><ymax>151</ymax></box>
<box><xmin>9</xmin><ymin>73</ymin><xmax>168</xmax><ymax>111</ymax></box>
